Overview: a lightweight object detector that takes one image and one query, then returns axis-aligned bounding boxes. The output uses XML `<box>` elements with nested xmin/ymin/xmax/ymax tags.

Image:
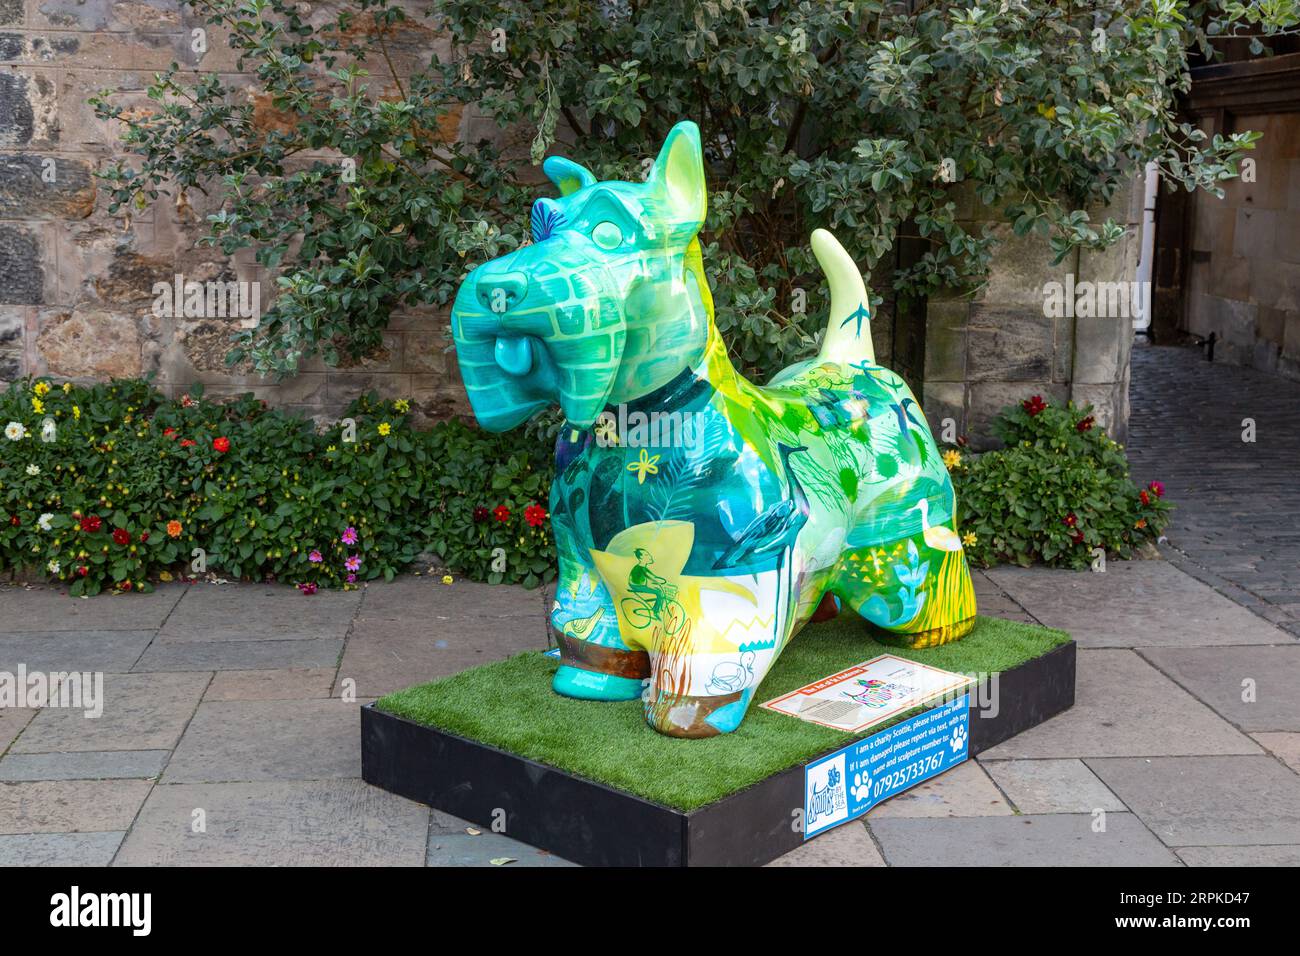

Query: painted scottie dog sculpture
<box><xmin>451</xmin><ymin>121</ymin><xmax>976</xmax><ymax>738</ymax></box>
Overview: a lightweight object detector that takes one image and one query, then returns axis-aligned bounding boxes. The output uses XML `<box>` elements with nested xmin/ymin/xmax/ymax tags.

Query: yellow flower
<box><xmin>32</xmin><ymin>398</ymin><xmax>44</xmax><ymax>414</ymax></box>
<box><xmin>626</xmin><ymin>448</ymin><xmax>660</xmax><ymax>484</ymax></box>
<box><xmin>441</xmin><ymin>575</ymin><xmax>453</xmax><ymax>585</ymax></box>
<box><xmin>942</xmin><ymin>449</ymin><xmax>962</xmax><ymax>470</ymax></box>
<box><xmin>72</xmin><ymin>406</ymin><xmax>80</xmax><ymax>420</ymax></box>
<box><xmin>962</xmin><ymin>532</ymin><xmax>978</xmax><ymax>547</ymax></box>
<box><xmin>159</xmin><ymin>570</ymin><xmax>173</xmax><ymax>582</ymax></box>
<box><xmin>326</xmin><ymin>444</ymin><xmax>336</xmax><ymax>452</ymax></box>
<box><xmin>33</xmin><ymin>381</ymin><xmax>50</xmax><ymax>396</ymax></box>
<box><xmin>394</xmin><ymin>399</ymin><xmax>410</xmax><ymax>413</ymax></box>
<box><xmin>62</xmin><ymin>382</ymin><xmax>72</xmax><ymax>393</ymax></box>
<box><xmin>377</xmin><ymin>422</ymin><xmax>391</xmax><ymax>436</ymax></box>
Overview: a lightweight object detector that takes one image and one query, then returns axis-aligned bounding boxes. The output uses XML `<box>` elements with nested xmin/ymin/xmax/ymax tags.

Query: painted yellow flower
<box><xmin>626</xmin><ymin>448</ymin><xmax>660</xmax><ymax>484</ymax></box>
<box><xmin>394</xmin><ymin>399</ymin><xmax>410</xmax><ymax>413</ymax></box>
<box><xmin>962</xmin><ymin>531</ymin><xmax>978</xmax><ymax>547</ymax></box>
<box><xmin>942</xmin><ymin>449</ymin><xmax>962</xmax><ymax>470</ymax></box>
<box><xmin>377</xmin><ymin>422</ymin><xmax>392</xmax><ymax>436</ymax></box>
<box><xmin>593</xmin><ymin>417</ymin><xmax>619</xmax><ymax>445</ymax></box>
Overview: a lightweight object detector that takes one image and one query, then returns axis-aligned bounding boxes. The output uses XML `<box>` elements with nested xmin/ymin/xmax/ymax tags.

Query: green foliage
<box><xmin>950</xmin><ymin>397</ymin><xmax>1172</xmax><ymax>570</ymax></box>
<box><xmin>91</xmin><ymin>0</ymin><xmax>1294</xmax><ymax>382</ymax></box>
<box><xmin>0</xmin><ymin>378</ymin><xmax>556</xmax><ymax>594</ymax></box>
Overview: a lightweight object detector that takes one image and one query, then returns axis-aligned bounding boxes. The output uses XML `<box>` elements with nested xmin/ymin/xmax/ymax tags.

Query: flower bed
<box><xmin>944</xmin><ymin>397</ymin><xmax>1171</xmax><ymax>569</ymax></box>
<box><xmin>1</xmin><ymin>378</ymin><xmax>555</xmax><ymax>594</ymax></box>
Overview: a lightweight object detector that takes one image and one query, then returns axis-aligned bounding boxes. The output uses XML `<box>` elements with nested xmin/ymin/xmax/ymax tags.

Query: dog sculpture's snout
<box><xmin>475</xmin><ymin>270</ymin><xmax>529</xmax><ymax>316</ymax></box>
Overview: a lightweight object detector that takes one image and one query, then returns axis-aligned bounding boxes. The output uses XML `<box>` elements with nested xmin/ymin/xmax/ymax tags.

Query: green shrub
<box><xmin>0</xmin><ymin>378</ymin><xmax>556</xmax><ymax>594</ymax></box>
<box><xmin>948</xmin><ymin>397</ymin><xmax>1171</xmax><ymax>569</ymax></box>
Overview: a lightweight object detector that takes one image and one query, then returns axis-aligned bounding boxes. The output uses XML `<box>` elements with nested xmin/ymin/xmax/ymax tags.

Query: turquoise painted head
<box><xmin>450</xmin><ymin>121</ymin><xmax>712</xmax><ymax>431</ymax></box>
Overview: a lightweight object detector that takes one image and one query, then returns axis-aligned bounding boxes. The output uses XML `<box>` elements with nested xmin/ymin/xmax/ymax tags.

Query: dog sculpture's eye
<box><xmin>592</xmin><ymin>221</ymin><xmax>623</xmax><ymax>250</ymax></box>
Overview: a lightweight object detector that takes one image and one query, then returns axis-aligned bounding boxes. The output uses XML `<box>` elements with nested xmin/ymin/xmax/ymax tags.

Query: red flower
<box><xmin>80</xmin><ymin>514</ymin><xmax>102</xmax><ymax>533</ymax></box>
<box><xmin>1139</xmin><ymin>490</ymin><xmax>1150</xmax><ymax>506</ymax></box>
<box><xmin>77</xmin><ymin>566</ymin><xmax>88</xmax><ymax>577</ymax></box>
<box><xmin>524</xmin><ymin>503</ymin><xmax>548</xmax><ymax>527</ymax></box>
<box><xmin>1063</xmin><ymin>513</ymin><xmax>1078</xmax><ymax>527</ymax></box>
<box><xmin>493</xmin><ymin>505</ymin><xmax>511</xmax><ymax>523</ymax></box>
<box><xmin>112</xmin><ymin>528</ymin><xmax>131</xmax><ymax>546</ymax></box>
<box><xmin>1071</xmin><ymin>531</ymin><xmax>1085</xmax><ymax>544</ymax></box>
<box><xmin>121</xmin><ymin>580</ymin><xmax>133</xmax><ymax>592</ymax></box>
<box><xmin>8</xmin><ymin>515</ymin><xmax>17</xmax><ymax>527</ymax></box>
<box><xmin>163</xmin><ymin>427</ymin><xmax>177</xmax><ymax>439</ymax></box>
<box><xmin>298</xmin><ymin>582</ymin><xmax>318</xmax><ymax>595</ymax></box>
<box><xmin>139</xmin><ymin>532</ymin><xmax>150</xmax><ymax>543</ymax></box>
<box><xmin>1148</xmin><ymin>480</ymin><xmax>1164</xmax><ymax>498</ymax></box>
<box><xmin>472</xmin><ymin>507</ymin><xmax>490</xmax><ymax>523</ymax></box>
<box><xmin>1022</xmin><ymin>395</ymin><xmax>1047</xmax><ymax>416</ymax></box>
<box><xmin>212</xmin><ymin>436</ymin><xmax>230</xmax><ymax>453</ymax></box>
<box><xmin>180</xmin><ymin>439</ymin><xmax>196</xmax><ymax>448</ymax></box>
<box><xmin>1076</xmin><ymin>415</ymin><xmax>1095</xmax><ymax>432</ymax></box>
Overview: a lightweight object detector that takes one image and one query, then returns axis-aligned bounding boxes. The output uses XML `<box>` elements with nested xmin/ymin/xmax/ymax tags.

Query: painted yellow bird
<box><xmin>915</xmin><ymin>498</ymin><xmax>963</xmax><ymax>552</ymax></box>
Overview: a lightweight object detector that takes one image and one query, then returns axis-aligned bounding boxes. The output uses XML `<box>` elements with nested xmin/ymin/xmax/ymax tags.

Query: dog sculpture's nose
<box><xmin>475</xmin><ymin>270</ymin><xmax>529</xmax><ymax>316</ymax></box>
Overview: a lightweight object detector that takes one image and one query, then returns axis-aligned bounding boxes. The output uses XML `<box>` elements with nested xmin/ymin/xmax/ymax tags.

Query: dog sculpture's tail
<box><xmin>811</xmin><ymin>228</ymin><xmax>876</xmax><ymax>367</ymax></box>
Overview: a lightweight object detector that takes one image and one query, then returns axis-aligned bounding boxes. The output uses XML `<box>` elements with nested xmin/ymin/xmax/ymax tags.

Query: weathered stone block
<box><xmin>975</xmin><ymin>225</ymin><xmax>1076</xmax><ymax>309</ymax></box>
<box><xmin>918</xmin><ymin>379</ymin><xmax>964</xmax><ymax>443</ymax></box>
<box><xmin>965</xmin><ymin>305</ymin><xmax>1053</xmax><ymax>382</ymax></box>
<box><xmin>36</xmin><ymin>308</ymin><xmax>143</xmax><ymax>378</ymax></box>
<box><xmin>967</xmin><ymin>381</ymin><xmax>1067</xmax><ymax>448</ymax></box>
<box><xmin>923</xmin><ymin>299</ymin><xmax>967</xmax><ymax>382</ymax></box>
<box><xmin>0</xmin><ymin>153</ymin><xmax>94</xmax><ymax>219</ymax></box>
<box><xmin>0</xmin><ymin>222</ymin><xmax>45</xmax><ymax>303</ymax></box>
<box><xmin>1071</xmin><ymin>315</ymin><xmax>1127</xmax><ymax>385</ymax></box>
<box><xmin>0</xmin><ymin>0</ymin><xmax>19</xmax><ymax>26</ymax></box>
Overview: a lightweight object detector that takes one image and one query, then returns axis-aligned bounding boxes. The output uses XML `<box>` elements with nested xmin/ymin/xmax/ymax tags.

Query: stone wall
<box><xmin>1184</xmin><ymin>110</ymin><xmax>1300</xmax><ymax>382</ymax></box>
<box><xmin>0</xmin><ymin>0</ymin><xmax>470</xmax><ymax>424</ymax></box>
<box><xmin>921</xmin><ymin>175</ymin><xmax>1144</xmax><ymax>448</ymax></box>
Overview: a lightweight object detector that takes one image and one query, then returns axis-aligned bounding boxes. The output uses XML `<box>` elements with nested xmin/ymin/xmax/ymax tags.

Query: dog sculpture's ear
<box><xmin>648</xmin><ymin>120</ymin><xmax>706</xmax><ymax>237</ymax></box>
<box><xmin>543</xmin><ymin>156</ymin><xmax>597</xmax><ymax>196</ymax></box>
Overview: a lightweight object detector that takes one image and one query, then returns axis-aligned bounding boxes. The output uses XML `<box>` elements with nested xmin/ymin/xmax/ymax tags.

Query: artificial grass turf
<box><xmin>376</xmin><ymin>614</ymin><xmax>1071</xmax><ymax>812</ymax></box>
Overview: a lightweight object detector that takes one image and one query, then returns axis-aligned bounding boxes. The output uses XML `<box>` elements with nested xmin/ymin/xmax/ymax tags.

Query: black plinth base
<box><xmin>361</xmin><ymin>641</ymin><xmax>1075</xmax><ymax>867</ymax></box>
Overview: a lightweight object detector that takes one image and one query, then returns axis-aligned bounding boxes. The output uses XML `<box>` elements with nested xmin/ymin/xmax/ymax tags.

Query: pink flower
<box><xmin>346</xmin><ymin>573</ymin><xmax>357</xmax><ymax>583</ymax></box>
<box><xmin>1148</xmin><ymin>481</ymin><xmax>1164</xmax><ymax>498</ymax></box>
<box><xmin>341</xmin><ymin>527</ymin><xmax>358</xmax><ymax>545</ymax></box>
<box><xmin>308</xmin><ymin>550</ymin><xmax>323</xmax><ymax>563</ymax></box>
<box><xmin>298</xmin><ymin>582</ymin><xmax>318</xmax><ymax>595</ymax></box>
<box><xmin>345</xmin><ymin>555</ymin><xmax>361</xmax><ymax>572</ymax></box>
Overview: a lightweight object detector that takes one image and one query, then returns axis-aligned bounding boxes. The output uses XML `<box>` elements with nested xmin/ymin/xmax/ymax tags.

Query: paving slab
<box><xmin>869</xmin><ymin>812</ymin><xmax>1180</xmax><ymax>866</ymax></box>
<box><xmin>1252</xmin><ymin>732</ymin><xmax>1300</xmax><ymax>774</ymax></box>
<box><xmin>113</xmin><ymin>780</ymin><xmax>428</xmax><ymax>866</ymax></box>
<box><xmin>979</xmin><ymin>758</ymin><xmax>1127</xmax><ymax>814</ymax></box>
<box><xmin>1176</xmin><ymin>845</ymin><xmax>1300</xmax><ymax>866</ymax></box>
<box><xmin>979</xmin><ymin>649</ymin><xmax>1259</xmax><ymax>759</ymax></box>
<box><xmin>12</xmin><ymin>672</ymin><xmax>210</xmax><ymax>754</ymax></box>
<box><xmin>1087</xmin><ymin>755</ymin><xmax>1300</xmax><ymax>846</ymax></box>
<box><xmin>163</xmin><ymin>699</ymin><xmax>361</xmax><ymax>783</ymax></box>
<box><xmin>0</xmin><ymin>706</ymin><xmax>35</xmax><ymax>753</ymax></box>
<box><xmin>337</xmin><ymin>615</ymin><xmax>548</xmax><ymax>699</ymax></box>
<box><xmin>0</xmin><ymin>779</ymin><xmax>153</xmax><ymax>834</ymax></box>
<box><xmin>1142</xmin><ymin>645</ymin><xmax>1300</xmax><ymax>732</ymax></box>
<box><xmin>426</xmin><ymin>810</ymin><xmax>575</xmax><ymax>867</ymax></box>
<box><xmin>358</xmin><ymin>577</ymin><xmax>546</xmax><ymax>622</ymax></box>
<box><xmin>203</xmin><ymin>667</ymin><xmax>336</xmax><ymax>701</ymax></box>
<box><xmin>0</xmin><ymin>831</ymin><xmax>125</xmax><ymax>866</ymax></box>
<box><xmin>132</xmin><ymin>638</ymin><xmax>343</xmax><ymax>672</ymax></box>
<box><xmin>986</xmin><ymin>561</ymin><xmax>1287</xmax><ymax>647</ymax></box>
<box><xmin>768</xmin><ymin>821</ymin><xmax>886</xmax><ymax>867</ymax></box>
<box><xmin>0</xmin><ymin>631</ymin><xmax>154</xmax><ymax>673</ymax></box>
<box><xmin>971</xmin><ymin>571</ymin><xmax>1038</xmax><ymax>625</ymax></box>
<box><xmin>158</xmin><ymin>584</ymin><xmax>362</xmax><ymax>642</ymax></box>
<box><xmin>867</xmin><ymin>759</ymin><xmax>1013</xmax><ymax>819</ymax></box>
<box><xmin>0</xmin><ymin>750</ymin><xmax>169</xmax><ymax>782</ymax></box>
<box><xmin>0</xmin><ymin>585</ymin><xmax>186</xmax><ymax>632</ymax></box>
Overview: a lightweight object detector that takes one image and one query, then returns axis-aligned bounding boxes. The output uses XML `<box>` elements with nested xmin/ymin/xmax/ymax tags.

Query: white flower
<box><xmin>4</xmin><ymin>421</ymin><xmax>26</xmax><ymax>441</ymax></box>
<box><xmin>47</xmin><ymin>559</ymin><xmax>60</xmax><ymax>575</ymax></box>
<box><xmin>37</xmin><ymin>513</ymin><xmax>53</xmax><ymax>531</ymax></box>
<box><xmin>25</xmin><ymin>464</ymin><xmax>40</xmax><ymax>476</ymax></box>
